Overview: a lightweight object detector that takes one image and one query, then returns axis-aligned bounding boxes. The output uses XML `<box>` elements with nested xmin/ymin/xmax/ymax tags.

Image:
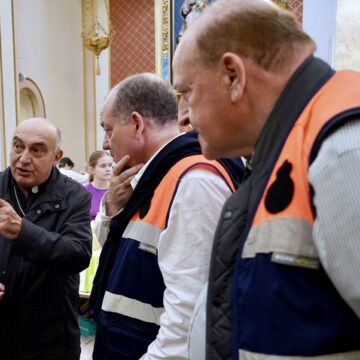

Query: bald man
<box><xmin>173</xmin><ymin>0</ymin><xmax>360</xmax><ymax>359</ymax></box>
<box><xmin>0</xmin><ymin>118</ymin><xmax>92</xmax><ymax>360</ymax></box>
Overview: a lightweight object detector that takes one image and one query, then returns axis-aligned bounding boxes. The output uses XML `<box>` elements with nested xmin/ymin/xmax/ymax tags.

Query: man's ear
<box><xmin>130</xmin><ymin>111</ymin><xmax>145</xmax><ymax>139</ymax></box>
<box><xmin>221</xmin><ymin>52</ymin><xmax>246</xmax><ymax>103</ymax></box>
<box><xmin>54</xmin><ymin>150</ymin><xmax>63</xmax><ymax>165</ymax></box>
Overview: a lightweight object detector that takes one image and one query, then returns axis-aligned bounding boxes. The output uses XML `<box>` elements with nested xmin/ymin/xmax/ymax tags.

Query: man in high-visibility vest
<box><xmin>173</xmin><ymin>0</ymin><xmax>360</xmax><ymax>359</ymax></box>
<box><xmin>89</xmin><ymin>73</ymin><xmax>244</xmax><ymax>359</ymax></box>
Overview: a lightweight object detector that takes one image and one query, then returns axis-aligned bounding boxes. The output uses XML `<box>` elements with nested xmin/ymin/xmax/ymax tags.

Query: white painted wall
<box><xmin>335</xmin><ymin>0</ymin><xmax>360</xmax><ymax>71</ymax></box>
<box><xmin>13</xmin><ymin>0</ymin><xmax>87</xmax><ymax>171</ymax></box>
<box><xmin>0</xmin><ymin>0</ymin><xmax>18</xmax><ymax>170</ymax></box>
<box><xmin>303</xmin><ymin>0</ymin><xmax>337</xmax><ymax>66</ymax></box>
<box><xmin>95</xmin><ymin>0</ymin><xmax>110</xmax><ymax>151</ymax></box>
<box><xmin>1</xmin><ymin>0</ymin><xmax>358</xmax><ymax>172</ymax></box>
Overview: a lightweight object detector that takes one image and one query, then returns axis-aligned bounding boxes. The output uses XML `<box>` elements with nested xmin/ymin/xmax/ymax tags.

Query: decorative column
<box><xmin>0</xmin><ymin>0</ymin><xmax>18</xmax><ymax>169</ymax></box>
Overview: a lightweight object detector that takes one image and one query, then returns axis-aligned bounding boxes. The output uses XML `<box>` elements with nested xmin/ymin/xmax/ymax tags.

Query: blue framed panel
<box><xmin>160</xmin><ymin>0</ymin><xmax>214</xmax><ymax>81</ymax></box>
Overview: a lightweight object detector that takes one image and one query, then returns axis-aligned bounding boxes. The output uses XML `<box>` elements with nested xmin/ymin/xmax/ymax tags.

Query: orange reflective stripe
<box><xmin>253</xmin><ymin>71</ymin><xmax>360</xmax><ymax>227</ymax></box>
<box><xmin>131</xmin><ymin>154</ymin><xmax>236</xmax><ymax>230</ymax></box>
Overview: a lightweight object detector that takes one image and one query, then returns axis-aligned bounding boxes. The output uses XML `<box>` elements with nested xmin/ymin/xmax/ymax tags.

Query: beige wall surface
<box><xmin>335</xmin><ymin>0</ymin><xmax>360</xmax><ymax>71</ymax></box>
<box><xmin>14</xmin><ymin>0</ymin><xmax>88</xmax><ymax>171</ymax></box>
<box><xmin>0</xmin><ymin>65</ymin><xmax>5</xmax><ymax>170</ymax></box>
<box><xmin>0</xmin><ymin>0</ymin><xmax>18</xmax><ymax>171</ymax></box>
<box><xmin>1</xmin><ymin>0</ymin><xmax>359</xmax><ymax>171</ymax></box>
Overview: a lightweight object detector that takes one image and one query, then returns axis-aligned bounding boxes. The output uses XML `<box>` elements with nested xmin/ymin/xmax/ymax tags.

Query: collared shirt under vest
<box><xmin>206</xmin><ymin>56</ymin><xmax>360</xmax><ymax>360</ymax></box>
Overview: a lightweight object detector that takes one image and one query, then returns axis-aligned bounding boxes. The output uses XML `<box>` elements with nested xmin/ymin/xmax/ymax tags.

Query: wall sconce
<box><xmin>82</xmin><ymin>0</ymin><xmax>114</xmax><ymax>75</ymax></box>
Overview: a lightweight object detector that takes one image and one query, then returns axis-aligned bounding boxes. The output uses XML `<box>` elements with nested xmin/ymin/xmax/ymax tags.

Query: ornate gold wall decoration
<box><xmin>273</xmin><ymin>0</ymin><xmax>303</xmax><ymax>25</ymax></box>
<box><xmin>82</xmin><ymin>0</ymin><xmax>113</xmax><ymax>75</ymax></box>
<box><xmin>273</xmin><ymin>0</ymin><xmax>291</xmax><ymax>9</ymax></box>
<box><xmin>161</xmin><ymin>0</ymin><xmax>170</xmax><ymax>79</ymax></box>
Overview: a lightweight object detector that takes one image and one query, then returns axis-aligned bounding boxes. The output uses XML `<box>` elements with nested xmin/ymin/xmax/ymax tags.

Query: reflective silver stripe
<box><xmin>123</xmin><ymin>220</ymin><xmax>161</xmax><ymax>248</ymax></box>
<box><xmin>101</xmin><ymin>291</ymin><xmax>165</xmax><ymax>325</ymax></box>
<box><xmin>242</xmin><ymin>218</ymin><xmax>318</xmax><ymax>259</ymax></box>
<box><xmin>239</xmin><ymin>349</ymin><xmax>360</xmax><ymax>360</ymax></box>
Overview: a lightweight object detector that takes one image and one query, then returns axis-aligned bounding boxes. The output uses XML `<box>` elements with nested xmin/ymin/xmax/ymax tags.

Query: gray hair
<box><xmin>110</xmin><ymin>73</ymin><xmax>178</xmax><ymax>125</ymax></box>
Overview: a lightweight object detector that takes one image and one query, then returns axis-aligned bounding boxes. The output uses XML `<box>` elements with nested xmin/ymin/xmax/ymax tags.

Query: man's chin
<box><xmin>13</xmin><ymin>176</ymin><xmax>36</xmax><ymax>190</ymax></box>
<box><xmin>199</xmin><ymin>138</ymin><xmax>219</xmax><ymax>160</ymax></box>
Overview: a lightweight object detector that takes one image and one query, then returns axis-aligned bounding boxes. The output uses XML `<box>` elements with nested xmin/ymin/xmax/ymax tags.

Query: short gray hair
<box><xmin>110</xmin><ymin>73</ymin><xmax>178</xmax><ymax>125</ymax></box>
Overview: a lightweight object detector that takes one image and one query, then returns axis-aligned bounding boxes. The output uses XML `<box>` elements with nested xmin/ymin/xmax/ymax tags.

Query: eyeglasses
<box><xmin>174</xmin><ymin>90</ymin><xmax>183</xmax><ymax>103</ymax></box>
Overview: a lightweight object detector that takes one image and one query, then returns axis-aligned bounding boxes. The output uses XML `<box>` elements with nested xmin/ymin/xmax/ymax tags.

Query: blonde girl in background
<box><xmin>84</xmin><ymin>150</ymin><xmax>113</xmax><ymax>220</ymax></box>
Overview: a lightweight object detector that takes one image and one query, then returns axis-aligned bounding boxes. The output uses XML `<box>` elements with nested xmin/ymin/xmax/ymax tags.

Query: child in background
<box><xmin>80</xmin><ymin>151</ymin><xmax>112</xmax><ymax>295</ymax></box>
<box><xmin>84</xmin><ymin>150</ymin><xmax>113</xmax><ymax>220</ymax></box>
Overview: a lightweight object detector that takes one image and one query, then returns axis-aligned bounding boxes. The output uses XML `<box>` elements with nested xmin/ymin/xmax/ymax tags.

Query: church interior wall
<box><xmin>335</xmin><ymin>0</ymin><xmax>360</xmax><ymax>71</ymax></box>
<box><xmin>110</xmin><ymin>0</ymin><xmax>156</xmax><ymax>87</ymax></box>
<box><xmin>13</xmin><ymin>0</ymin><xmax>87</xmax><ymax>171</ymax></box>
<box><xmin>0</xmin><ymin>0</ymin><xmax>359</xmax><ymax>172</ymax></box>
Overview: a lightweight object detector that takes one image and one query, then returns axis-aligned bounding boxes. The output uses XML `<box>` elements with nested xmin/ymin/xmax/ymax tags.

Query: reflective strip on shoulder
<box><xmin>242</xmin><ymin>218</ymin><xmax>318</xmax><ymax>259</ymax></box>
<box><xmin>123</xmin><ymin>220</ymin><xmax>162</xmax><ymax>249</ymax></box>
<box><xmin>101</xmin><ymin>291</ymin><xmax>165</xmax><ymax>325</ymax></box>
<box><xmin>239</xmin><ymin>349</ymin><xmax>360</xmax><ymax>360</ymax></box>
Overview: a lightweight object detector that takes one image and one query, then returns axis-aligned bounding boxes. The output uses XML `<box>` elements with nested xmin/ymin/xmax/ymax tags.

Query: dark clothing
<box><xmin>206</xmin><ymin>56</ymin><xmax>360</xmax><ymax>359</ymax></box>
<box><xmin>90</xmin><ymin>132</ymin><xmax>244</xmax><ymax>359</ymax></box>
<box><xmin>90</xmin><ymin>132</ymin><xmax>243</xmax><ymax>317</ymax></box>
<box><xmin>0</xmin><ymin>167</ymin><xmax>92</xmax><ymax>360</ymax></box>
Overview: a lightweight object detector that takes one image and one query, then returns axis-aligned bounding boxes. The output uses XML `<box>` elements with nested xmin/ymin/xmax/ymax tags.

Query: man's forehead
<box><xmin>173</xmin><ymin>55</ymin><xmax>200</xmax><ymax>90</ymax></box>
<box><xmin>13</xmin><ymin>133</ymin><xmax>49</xmax><ymax>147</ymax></box>
<box><xmin>13</xmin><ymin>125</ymin><xmax>55</xmax><ymax>146</ymax></box>
<box><xmin>99</xmin><ymin>106</ymin><xmax>112</xmax><ymax>128</ymax></box>
<box><xmin>100</xmin><ymin>94</ymin><xmax>116</xmax><ymax>123</ymax></box>
<box><xmin>174</xmin><ymin>35</ymin><xmax>195</xmax><ymax>61</ymax></box>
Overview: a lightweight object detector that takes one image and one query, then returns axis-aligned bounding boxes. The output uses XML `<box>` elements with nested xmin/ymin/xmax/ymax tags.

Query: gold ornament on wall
<box><xmin>82</xmin><ymin>0</ymin><xmax>114</xmax><ymax>75</ymax></box>
<box><xmin>273</xmin><ymin>0</ymin><xmax>290</xmax><ymax>9</ymax></box>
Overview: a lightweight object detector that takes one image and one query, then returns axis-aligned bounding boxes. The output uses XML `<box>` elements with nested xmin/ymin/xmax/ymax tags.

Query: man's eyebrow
<box><xmin>33</xmin><ymin>142</ymin><xmax>48</xmax><ymax>148</ymax></box>
<box><xmin>12</xmin><ymin>136</ymin><xmax>23</xmax><ymax>143</ymax></box>
<box><xmin>12</xmin><ymin>136</ymin><xmax>48</xmax><ymax>148</ymax></box>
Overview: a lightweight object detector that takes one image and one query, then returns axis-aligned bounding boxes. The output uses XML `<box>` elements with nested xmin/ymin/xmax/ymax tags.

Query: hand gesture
<box><xmin>0</xmin><ymin>283</ymin><xmax>5</xmax><ymax>301</ymax></box>
<box><xmin>0</xmin><ymin>198</ymin><xmax>22</xmax><ymax>240</ymax></box>
<box><xmin>104</xmin><ymin>156</ymin><xmax>144</xmax><ymax>217</ymax></box>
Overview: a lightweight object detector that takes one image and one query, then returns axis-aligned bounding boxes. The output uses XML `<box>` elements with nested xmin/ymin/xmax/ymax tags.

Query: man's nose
<box><xmin>19</xmin><ymin>149</ymin><xmax>31</xmax><ymax>163</ymax></box>
<box><xmin>103</xmin><ymin>136</ymin><xmax>110</xmax><ymax>151</ymax></box>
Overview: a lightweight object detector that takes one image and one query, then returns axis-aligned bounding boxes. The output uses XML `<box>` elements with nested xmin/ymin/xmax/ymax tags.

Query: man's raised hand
<box><xmin>104</xmin><ymin>155</ymin><xmax>144</xmax><ymax>217</ymax></box>
<box><xmin>0</xmin><ymin>199</ymin><xmax>22</xmax><ymax>240</ymax></box>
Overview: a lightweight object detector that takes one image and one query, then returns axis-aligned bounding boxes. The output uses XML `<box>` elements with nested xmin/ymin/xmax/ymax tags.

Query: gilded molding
<box><xmin>273</xmin><ymin>0</ymin><xmax>290</xmax><ymax>9</ymax></box>
<box><xmin>162</xmin><ymin>0</ymin><xmax>169</xmax><ymax>53</ymax></box>
<box><xmin>161</xmin><ymin>0</ymin><xmax>170</xmax><ymax>79</ymax></box>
